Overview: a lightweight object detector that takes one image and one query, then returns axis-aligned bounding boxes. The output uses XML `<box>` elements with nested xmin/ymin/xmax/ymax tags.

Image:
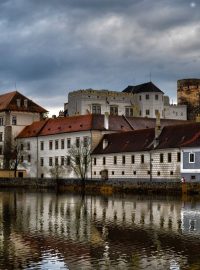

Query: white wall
<box><xmin>164</xmin><ymin>105</ymin><xmax>187</xmax><ymax>120</ymax></box>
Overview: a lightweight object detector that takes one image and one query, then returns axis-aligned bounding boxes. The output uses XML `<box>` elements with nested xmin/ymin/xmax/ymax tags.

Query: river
<box><xmin>0</xmin><ymin>190</ymin><xmax>200</xmax><ymax>269</ymax></box>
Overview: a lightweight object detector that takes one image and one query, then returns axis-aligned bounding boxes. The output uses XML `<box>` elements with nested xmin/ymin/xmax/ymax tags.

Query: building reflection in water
<box><xmin>0</xmin><ymin>191</ymin><xmax>199</xmax><ymax>269</ymax></box>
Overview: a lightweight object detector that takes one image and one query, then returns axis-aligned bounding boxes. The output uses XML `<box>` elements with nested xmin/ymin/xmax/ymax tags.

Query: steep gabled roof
<box><xmin>123</xmin><ymin>82</ymin><xmax>164</xmax><ymax>94</ymax></box>
<box><xmin>0</xmin><ymin>90</ymin><xmax>47</xmax><ymax>113</ymax></box>
<box><xmin>92</xmin><ymin>129</ymin><xmax>155</xmax><ymax>155</ymax></box>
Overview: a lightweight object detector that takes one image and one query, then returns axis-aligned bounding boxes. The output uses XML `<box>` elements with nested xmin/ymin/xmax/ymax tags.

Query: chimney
<box><xmin>104</xmin><ymin>112</ymin><xmax>109</xmax><ymax>130</ymax></box>
<box><xmin>154</xmin><ymin>111</ymin><xmax>161</xmax><ymax>147</ymax></box>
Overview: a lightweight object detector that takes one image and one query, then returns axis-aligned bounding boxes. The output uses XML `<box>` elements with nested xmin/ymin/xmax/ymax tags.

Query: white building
<box><xmin>91</xmin><ymin>122</ymin><xmax>200</xmax><ymax>181</ymax></box>
<box><xmin>0</xmin><ymin>90</ymin><xmax>47</xmax><ymax>168</ymax></box>
<box><xmin>66</xmin><ymin>82</ymin><xmax>187</xmax><ymax>120</ymax></box>
<box><xmin>17</xmin><ymin>114</ymin><xmax>187</xmax><ymax>179</ymax></box>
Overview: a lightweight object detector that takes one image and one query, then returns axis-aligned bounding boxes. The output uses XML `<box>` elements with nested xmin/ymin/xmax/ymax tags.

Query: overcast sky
<box><xmin>0</xmin><ymin>0</ymin><xmax>199</xmax><ymax>115</ymax></box>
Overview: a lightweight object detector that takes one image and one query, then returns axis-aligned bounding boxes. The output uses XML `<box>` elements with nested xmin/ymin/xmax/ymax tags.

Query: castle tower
<box><xmin>177</xmin><ymin>78</ymin><xmax>200</xmax><ymax>120</ymax></box>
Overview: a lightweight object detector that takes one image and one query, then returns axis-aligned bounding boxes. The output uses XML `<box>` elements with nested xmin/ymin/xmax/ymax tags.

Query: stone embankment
<box><xmin>0</xmin><ymin>178</ymin><xmax>199</xmax><ymax>195</ymax></box>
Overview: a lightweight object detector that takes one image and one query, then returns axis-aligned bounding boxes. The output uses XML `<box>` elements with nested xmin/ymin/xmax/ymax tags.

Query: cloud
<box><xmin>0</xmin><ymin>0</ymin><xmax>199</xmax><ymax>113</ymax></box>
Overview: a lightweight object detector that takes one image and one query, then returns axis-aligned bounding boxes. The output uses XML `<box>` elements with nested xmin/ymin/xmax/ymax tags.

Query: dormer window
<box><xmin>16</xmin><ymin>99</ymin><xmax>21</xmax><ymax>107</ymax></box>
<box><xmin>24</xmin><ymin>99</ymin><xmax>28</xmax><ymax>108</ymax></box>
<box><xmin>103</xmin><ymin>139</ymin><xmax>108</xmax><ymax>149</ymax></box>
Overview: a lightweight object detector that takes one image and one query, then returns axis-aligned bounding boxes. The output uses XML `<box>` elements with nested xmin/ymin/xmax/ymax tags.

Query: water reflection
<box><xmin>0</xmin><ymin>191</ymin><xmax>200</xmax><ymax>269</ymax></box>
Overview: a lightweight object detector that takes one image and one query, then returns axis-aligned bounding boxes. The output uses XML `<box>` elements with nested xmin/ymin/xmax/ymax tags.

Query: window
<box><xmin>94</xmin><ymin>171</ymin><xmax>96</xmax><ymax>175</ymax></box>
<box><xmin>27</xmin><ymin>142</ymin><xmax>30</xmax><ymax>150</ymax></box>
<box><xmin>160</xmin><ymin>153</ymin><xmax>164</xmax><ymax>163</ymax></box>
<box><xmin>76</xmin><ymin>137</ymin><xmax>80</xmax><ymax>148</ymax></box>
<box><xmin>93</xmin><ymin>158</ymin><xmax>96</xmax><ymax>165</ymax></box>
<box><xmin>141</xmin><ymin>155</ymin><xmax>144</xmax><ymax>164</ymax></box>
<box><xmin>125</xmin><ymin>107</ymin><xmax>133</xmax><ymax>117</ymax></box>
<box><xmin>189</xmin><ymin>153</ymin><xmax>195</xmax><ymax>163</ymax></box>
<box><xmin>92</xmin><ymin>104</ymin><xmax>101</xmax><ymax>114</ymax></box>
<box><xmin>155</xmin><ymin>109</ymin><xmax>159</xmax><ymax>116</ymax></box>
<box><xmin>131</xmin><ymin>155</ymin><xmax>135</xmax><ymax>164</ymax></box>
<box><xmin>55</xmin><ymin>140</ymin><xmax>59</xmax><ymax>150</ymax></box>
<box><xmin>157</xmin><ymin>171</ymin><xmax>160</xmax><ymax>176</ymax></box>
<box><xmin>114</xmin><ymin>156</ymin><xmax>117</xmax><ymax>165</ymax></box>
<box><xmin>146</xmin><ymin>110</ymin><xmax>150</xmax><ymax>116</ymax></box>
<box><xmin>177</xmin><ymin>152</ymin><xmax>181</xmax><ymax>162</ymax></box>
<box><xmin>40</xmin><ymin>141</ymin><xmax>44</xmax><ymax>151</ymax></box>
<box><xmin>146</xmin><ymin>94</ymin><xmax>149</xmax><ymax>100</ymax></box>
<box><xmin>12</xmin><ymin>116</ymin><xmax>17</xmax><ymax>125</ymax></box>
<box><xmin>40</xmin><ymin>157</ymin><xmax>44</xmax><ymax>167</ymax></box>
<box><xmin>191</xmin><ymin>175</ymin><xmax>196</xmax><ymax>180</ymax></box>
<box><xmin>76</xmin><ymin>156</ymin><xmax>80</xmax><ymax>165</ymax></box>
<box><xmin>83</xmin><ymin>137</ymin><xmax>88</xmax><ymax>147</ymax></box>
<box><xmin>133</xmin><ymin>171</ymin><xmax>136</xmax><ymax>175</ymax></box>
<box><xmin>110</xmin><ymin>106</ymin><xmax>118</xmax><ymax>116</ymax></box>
<box><xmin>49</xmin><ymin>140</ymin><xmax>53</xmax><ymax>150</ymax></box>
<box><xmin>24</xmin><ymin>99</ymin><xmax>28</xmax><ymax>108</ymax></box>
<box><xmin>0</xmin><ymin>132</ymin><xmax>3</xmax><ymax>142</ymax></box>
<box><xmin>66</xmin><ymin>156</ymin><xmax>71</xmax><ymax>166</ymax></box>
<box><xmin>16</xmin><ymin>99</ymin><xmax>21</xmax><ymax>107</ymax></box>
<box><xmin>103</xmin><ymin>157</ymin><xmax>106</xmax><ymax>165</ymax></box>
<box><xmin>55</xmin><ymin>157</ymin><xmax>59</xmax><ymax>166</ymax></box>
<box><xmin>112</xmin><ymin>171</ymin><xmax>114</xmax><ymax>175</ymax></box>
<box><xmin>20</xmin><ymin>144</ymin><xmax>24</xmax><ymax>151</ymax></box>
<box><xmin>0</xmin><ymin>117</ymin><xmax>3</xmax><ymax>126</ymax></box>
<box><xmin>122</xmin><ymin>155</ymin><xmax>126</xmax><ymax>164</ymax></box>
<box><xmin>155</xmin><ymin>94</ymin><xmax>159</xmax><ymax>100</ymax></box>
<box><xmin>0</xmin><ymin>146</ymin><xmax>2</xmax><ymax>155</ymax></box>
<box><xmin>139</xmin><ymin>95</ymin><xmax>142</xmax><ymax>101</ymax></box>
<box><xmin>61</xmin><ymin>156</ymin><xmax>65</xmax><ymax>166</ymax></box>
<box><xmin>168</xmin><ymin>153</ymin><xmax>172</xmax><ymax>163</ymax></box>
<box><xmin>49</xmin><ymin>157</ymin><xmax>53</xmax><ymax>166</ymax></box>
<box><xmin>170</xmin><ymin>171</ymin><xmax>174</xmax><ymax>175</ymax></box>
<box><xmin>147</xmin><ymin>171</ymin><xmax>150</xmax><ymax>175</ymax></box>
<box><xmin>66</xmin><ymin>139</ymin><xmax>70</xmax><ymax>149</ymax></box>
<box><xmin>61</xmin><ymin>139</ymin><xmax>65</xmax><ymax>149</ymax></box>
<box><xmin>122</xmin><ymin>171</ymin><xmax>125</xmax><ymax>175</ymax></box>
<box><xmin>28</xmin><ymin>155</ymin><xmax>31</xmax><ymax>163</ymax></box>
<box><xmin>20</xmin><ymin>156</ymin><xmax>24</xmax><ymax>163</ymax></box>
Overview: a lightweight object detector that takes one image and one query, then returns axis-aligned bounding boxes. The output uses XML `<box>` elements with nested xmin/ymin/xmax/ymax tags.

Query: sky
<box><xmin>0</xmin><ymin>0</ymin><xmax>199</xmax><ymax>115</ymax></box>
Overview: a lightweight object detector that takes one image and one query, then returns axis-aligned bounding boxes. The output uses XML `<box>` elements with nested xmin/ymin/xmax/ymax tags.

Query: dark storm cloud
<box><xmin>0</xmin><ymin>0</ymin><xmax>199</xmax><ymax>113</ymax></box>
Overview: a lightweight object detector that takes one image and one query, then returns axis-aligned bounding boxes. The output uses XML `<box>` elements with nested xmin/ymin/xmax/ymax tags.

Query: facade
<box><xmin>67</xmin><ymin>89</ymin><xmax>134</xmax><ymax>117</ymax></box>
<box><xmin>92</xmin><ymin>123</ymin><xmax>200</xmax><ymax>182</ymax></box>
<box><xmin>66</xmin><ymin>82</ymin><xmax>187</xmax><ymax>120</ymax></box>
<box><xmin>17</xmin><ymin>114</ymin><xmax>187</xmax><ymax>179</ymax></box>
<box><xmin>177</xmin><ymin>78</ymin><xmax>200</xmax><ymax>120</ymax></box>
<box><xmin>0</xmin><ymin>91</ymin><xmax>47</xmax><ymax>168</ymax></box>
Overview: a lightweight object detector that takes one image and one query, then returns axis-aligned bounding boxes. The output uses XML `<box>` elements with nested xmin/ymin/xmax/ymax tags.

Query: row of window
<box><xmin>94</xmin><ymin>152</ymin><xmax>181</xmax><ymax>165</ymax></box>
<box><xmin>91</xmin><ymin>104</ymin><xmax>161</xmax><ymax>117</ymax></box>
<box><xmin>0</xmin><ymin>116</ymin><xmax>17</xmax><ymax>126</ymax></box>
<box><xmin>25</xmin><ymin>137</ymin><xmax>89</xmax><ymax>151</ymax></box>
<box><xmin>40</xmin><ymin>156</ymin><xmax>86</xmax><ymax>167</ymax></box>
<box><xmin>93</xmin><ymin>170</ymin><xmax>175</xmax><ymax>176</ymax></box>
<box><xmin>139</xmin><ymin>94</ymin><xmax>161</xmax><ymax>101</ymax></box>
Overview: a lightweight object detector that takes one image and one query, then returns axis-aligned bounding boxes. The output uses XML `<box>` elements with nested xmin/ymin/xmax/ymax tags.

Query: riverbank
<box><xmin>0</xmin><ymin>178</ymin><xmax>199</xmax><ymax>195</ymax></box>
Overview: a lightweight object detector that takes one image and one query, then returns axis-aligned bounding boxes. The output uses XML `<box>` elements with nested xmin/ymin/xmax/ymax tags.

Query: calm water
<box><xmin>0</xmin><ymin>190</ymin><xmax>200</xmax><ymax>269</ymax></box>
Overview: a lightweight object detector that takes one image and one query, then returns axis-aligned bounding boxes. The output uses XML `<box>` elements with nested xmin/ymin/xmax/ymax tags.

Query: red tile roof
<box><xmin>92</xmin><ymin>128</ymin><xmax>155</xmax><ymax>154</ymax></box>
<box><xmin>0</xmin><ymin>90</ymin><xmax>47</xmax><ymax>113</ymax></box>
<box><xmin>17</xmin><ymin>114</ymin><xmax>190</xmax><ymax>139</ymax></box>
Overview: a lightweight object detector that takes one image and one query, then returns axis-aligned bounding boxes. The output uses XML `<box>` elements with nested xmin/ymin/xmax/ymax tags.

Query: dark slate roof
<box><xmin>123</xmin><ymin>82</ymin><xmax>164</xmax><ymax>94</ymax></box>
<box><xmin>156</xmin><ymin>122</ymin><xmax>200</xmax><ymax>149</ymax></box>
<box><xmin>92</xmin><ymin>122</ymin><xmax>200</xmax><ymax>154</ymax></box>
<box><xmin>92</xmin><ymin>129</ymin><xmax>155</xmax><ymax>155</ymax></box>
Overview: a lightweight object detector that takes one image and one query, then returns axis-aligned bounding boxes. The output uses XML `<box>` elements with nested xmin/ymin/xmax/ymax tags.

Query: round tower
<box><xmin>177</xmin><ymin>78</ymin><xmax>200</xmax><ymax>120</ymax></box>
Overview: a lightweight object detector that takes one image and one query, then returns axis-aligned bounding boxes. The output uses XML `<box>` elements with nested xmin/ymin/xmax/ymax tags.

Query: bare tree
<box><xmin>4</xmin><ymin>138</ymin><xmax>25</xmax><ymax>177</ymax></box>
<box><xmin>66</xmin><ymin>138</ymin><xmax>91</xmax><ymax>188</ymax></box>
<box><xmin>49</xmin><ymin>164</ymin><xmax>65</xmax><ymax>179</ymax></box>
